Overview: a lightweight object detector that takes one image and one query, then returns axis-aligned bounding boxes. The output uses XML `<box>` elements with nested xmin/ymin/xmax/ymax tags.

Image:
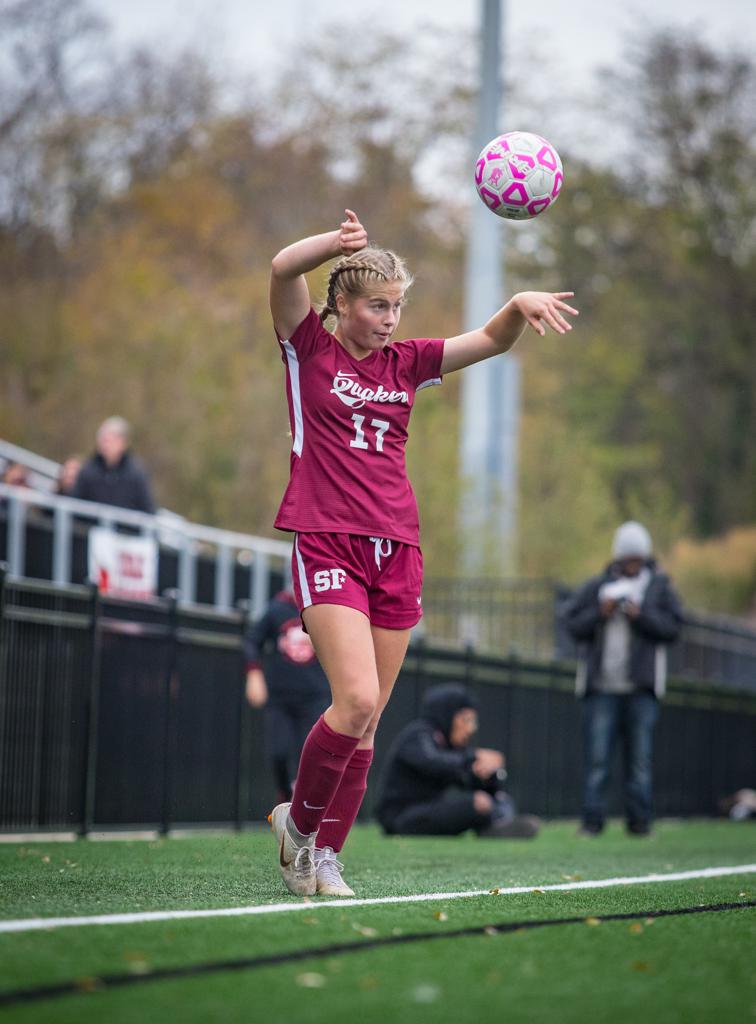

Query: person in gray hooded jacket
<box><xmin>563</xmin><ymin>521</ymin><xmax>684</xmax><ymax>836</ymax></box>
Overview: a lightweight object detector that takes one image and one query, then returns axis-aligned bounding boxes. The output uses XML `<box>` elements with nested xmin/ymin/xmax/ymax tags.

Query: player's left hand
<box><xmin>338</xmin><ymin>209</ymin><xmax>368</xmax><ymax>254</ymax></box>
<box><xmin>513</xmin><ymin>291</ymin><xmax>579</xmax><ymax>336</ymax></box>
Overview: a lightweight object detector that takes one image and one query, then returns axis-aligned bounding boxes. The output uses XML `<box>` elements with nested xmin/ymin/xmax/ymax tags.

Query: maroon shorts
<box><xmin>291</xmin><ymin>533</ymin><xmax>423</xmax><ymax>630</ymax></box>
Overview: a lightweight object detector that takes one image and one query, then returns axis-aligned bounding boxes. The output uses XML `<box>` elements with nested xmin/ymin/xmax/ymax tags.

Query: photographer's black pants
<box><xmin>386</xmin><ymin>790</ymin><xmax>491</xmax><ymax>836</ymax></box>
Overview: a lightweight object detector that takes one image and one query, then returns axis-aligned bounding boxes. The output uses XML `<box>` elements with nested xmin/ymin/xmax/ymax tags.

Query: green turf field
<box><xmin>0</xmin><ymin>821</ymin><xmax>754</xmax><ymax>1022</ymax></box>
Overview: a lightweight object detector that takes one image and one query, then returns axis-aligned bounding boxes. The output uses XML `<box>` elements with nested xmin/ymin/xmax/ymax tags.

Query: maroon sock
<box><xmin>289</xmin><ymin>717</ymin><xmax>360</xmax><ymax>836</ymax></box>
<box><xmin>316</xmin><ymin>746</ymin><xmax>374</xmax><ymax>853</ymax></box>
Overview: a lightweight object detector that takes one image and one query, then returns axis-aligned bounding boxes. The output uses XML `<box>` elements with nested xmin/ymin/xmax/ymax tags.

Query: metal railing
<box><xmin>421</xmin><ymin>577</ymin><xmax>756</xmax><ymax>692</ymax></box>
<box><xmin>670</xmin><ymin>613</ymin><xmax>756</xmax><ymax>692</ymax></box>
<box><xmin>0</xmin><ymin>439</ymin><xmax>61</xmax><ymax>492</ymax></box>
<box><xmin>421</xmin><ymin>576</ymin><xmax>557</xmax><ymax>660</ymax></box>
<box><xmin>0</xmin><ymin>483</ymin><xmax>291</xmax><ymax>617</ymax></box>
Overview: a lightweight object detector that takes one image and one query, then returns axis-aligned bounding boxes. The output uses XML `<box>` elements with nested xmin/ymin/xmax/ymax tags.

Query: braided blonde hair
<box><xmin>319</xmin><ymin>247</ymin><xmax>413</xmax><ymax>324</ymax></box>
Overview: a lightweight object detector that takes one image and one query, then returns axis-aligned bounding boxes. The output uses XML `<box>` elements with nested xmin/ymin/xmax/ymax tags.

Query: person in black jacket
<box><xmin>73</xmin><ymin>417</ymin><xmax>155</xmax><ymax>514</ymax></box>
<box><xmin>563</xmin><ymin>521</ymin><xmax>684</xmax><ymax>836</ymax></box>
<box><xmin>375</xmin><ymin>683</ymin><xmax>540</xmax><ymax>838</ymax></box>
<box><xmin>244</xmin><ymin>591</ymin><xmax>330</xmax><ymax>804</ymax></box>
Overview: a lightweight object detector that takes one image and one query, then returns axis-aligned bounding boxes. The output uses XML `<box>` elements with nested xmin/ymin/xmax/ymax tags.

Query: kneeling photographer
<box><xmin>375</xmin><ymin>683</ymin><xmax>540</xmax><ymax>838</ymax></box>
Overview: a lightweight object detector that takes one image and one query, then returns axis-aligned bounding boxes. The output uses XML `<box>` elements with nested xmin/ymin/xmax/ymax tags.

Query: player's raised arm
<box><xmin>269</xmin><ymin>210</ymin><xmax>368</xmax><ymax>340</ymax></box>
<box><xmin>440</xmin><ymin>291</ymin><xmax>578</xmax><ymax>375</ymax></box>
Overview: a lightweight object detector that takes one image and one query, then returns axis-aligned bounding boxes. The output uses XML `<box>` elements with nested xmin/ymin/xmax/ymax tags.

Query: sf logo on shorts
<box><xmin>313</xmin><ymin>568</ymin><xmax>348</xmax><ymax>592</ymax></box>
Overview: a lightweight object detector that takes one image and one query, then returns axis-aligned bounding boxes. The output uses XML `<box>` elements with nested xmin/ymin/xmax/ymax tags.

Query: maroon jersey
<box><xmin>274</xmin><ymin>309</ymin><xmax>444</xmax><ymax>546</ymax></box>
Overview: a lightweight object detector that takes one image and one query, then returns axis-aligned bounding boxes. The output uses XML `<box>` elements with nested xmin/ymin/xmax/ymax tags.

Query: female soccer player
<box><xmin>269</xmin><ymin>209</ymin><xmax>577</xmax><ymax>896</ymax></box>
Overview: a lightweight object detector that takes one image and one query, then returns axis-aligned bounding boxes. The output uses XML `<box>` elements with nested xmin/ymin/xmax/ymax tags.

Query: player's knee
<box><xmin>335</xmin><ymin>691</ymin><xmax>378</xmax><ymax>733</ymax></box>
<box><xmin>360</xmin><ymin>718</ymin><xmax>380</xmax><ymax>746</ymax></box>
<box><xmin>473</xmin><ymin>791</ymin><xmax>494</xmax><ymax>815</ymax></box>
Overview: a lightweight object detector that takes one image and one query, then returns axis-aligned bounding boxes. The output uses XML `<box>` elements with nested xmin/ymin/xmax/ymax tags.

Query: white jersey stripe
<box><xmin>281</xmin><ymin>340</ymin><xmax>304</xmax><ymax>456</ymax></box>
<box><xmin>294</xmin><ymin>535</ymin><xmax>312</xmax><ymax>608</ymax></box>
<box><xmin>416</xmin><ymin>376</ymin><xmax>442</xmax><ymax>392</ymax></box>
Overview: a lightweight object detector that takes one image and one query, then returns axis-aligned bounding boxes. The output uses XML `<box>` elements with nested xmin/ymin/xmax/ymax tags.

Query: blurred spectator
<box><xmin>73</xmin><ymin>417</ymin><xmax>155</xmax><ymax>513</ymax></box>
<box><xmin>719</xmin><ymin>789</ymin><xmax>756</xmax><ymax>821</ymax></box>
<box><xmin>244</xmin><ymin>591</ymin><xmax>330</xmax><ymax>804</ymax></box>
<box><xmin>1</xmin><ymin>461</ymin><xmax>30</xmax><ymax>488</ymax></box>
<box><xmin>563</xmin><ymin>521</ymin><xmax>684</xmax><ymax>837</ymax></box>
<box><xmin>375</xmin><ymin>683</ymin><xmax>540</xmax><ymax>839</ymax></box>
<box><xmin>56</xmin><ymin>456</ymin><xmax>83</xmax><ymax>497</ymax></box>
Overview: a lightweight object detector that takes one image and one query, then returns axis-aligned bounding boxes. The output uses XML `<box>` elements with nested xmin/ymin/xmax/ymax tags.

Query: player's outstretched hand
<box><xmin>338</xmin><ymin>209</ymin><xmax>368</xmax><ymax>254</ymax></box>
<box><xmin>514</xmin><ymin>291</ymin><xmax>579</xmax><ymax>336</ymax></box>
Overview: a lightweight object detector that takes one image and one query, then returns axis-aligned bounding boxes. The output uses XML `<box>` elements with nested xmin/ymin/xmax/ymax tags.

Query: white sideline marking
<box><xmin>2</xmin><ymin>864</ymin><xmax>754</xmax><ymax>935</ymax></box>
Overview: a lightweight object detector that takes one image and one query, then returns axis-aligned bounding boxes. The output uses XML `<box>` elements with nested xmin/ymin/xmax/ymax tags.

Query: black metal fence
<box><xmin>2</xmin><ymin>571</ymin><xmax>755</xmax><ymax>833</ymax></box>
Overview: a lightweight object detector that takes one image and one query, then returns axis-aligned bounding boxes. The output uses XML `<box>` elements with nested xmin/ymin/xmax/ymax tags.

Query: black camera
<box><xmin>479</xmin><ymin>766</ymin><xmax>508</xmax><ymax>794</ymax></box>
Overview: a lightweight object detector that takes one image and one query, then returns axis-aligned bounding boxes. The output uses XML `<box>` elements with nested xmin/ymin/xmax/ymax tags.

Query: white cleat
<box><xmin>268</xmin><ymin>802</ymin><xmax>316</xmax><ymax>897</ymax></box>
<box><xmin>314</xmin><ymin>846</ymin><xmax>355</xmax><ymax>897</ymax></box>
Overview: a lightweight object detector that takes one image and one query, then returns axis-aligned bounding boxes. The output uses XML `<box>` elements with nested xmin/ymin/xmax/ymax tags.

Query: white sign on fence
<box><xmin>88</xmin><ymin>528</ymin><xmax>158</xmax><ymax>600</ymax></box>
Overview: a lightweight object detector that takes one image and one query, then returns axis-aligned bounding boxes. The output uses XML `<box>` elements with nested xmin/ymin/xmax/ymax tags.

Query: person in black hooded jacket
<box><xmin>375</xmin><ymin>683</ymin><xmax>539</xmax><ymax>838</ymax></box>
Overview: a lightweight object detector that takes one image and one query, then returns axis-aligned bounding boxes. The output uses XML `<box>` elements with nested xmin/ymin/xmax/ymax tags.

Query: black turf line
<box><xmin>1</xmin><ymin>900</ymin><xmax>754</xmax><ymax>1008</ymax></box>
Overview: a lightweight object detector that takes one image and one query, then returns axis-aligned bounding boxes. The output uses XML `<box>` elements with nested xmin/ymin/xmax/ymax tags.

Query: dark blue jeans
<box><xmin>582</xmin><ymin>692</ymin><xmax>659</xmax><ymax>828</ymax></box>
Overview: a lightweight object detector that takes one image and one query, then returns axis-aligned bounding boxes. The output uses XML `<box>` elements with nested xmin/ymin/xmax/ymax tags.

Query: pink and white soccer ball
<box><xmin>475</xmin><ymin>131</ymin><xmax>564</xmax><ymax>220</ymax></box>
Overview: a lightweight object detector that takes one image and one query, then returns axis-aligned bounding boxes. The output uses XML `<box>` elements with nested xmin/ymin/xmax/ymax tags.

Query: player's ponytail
<box><xmin>319</xmin><ymin>248</ymin><xmax>413</xmax><ymax>324</ymax></box>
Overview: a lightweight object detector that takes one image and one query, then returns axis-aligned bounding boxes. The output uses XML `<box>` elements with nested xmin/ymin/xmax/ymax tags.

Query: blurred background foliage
<box><xmin>1</xmin><ymin>0</ymin><xmax>754</xmax><ymax>615</ymax></box>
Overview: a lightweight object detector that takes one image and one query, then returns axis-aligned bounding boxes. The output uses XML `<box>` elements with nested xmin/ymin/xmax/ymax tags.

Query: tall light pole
<box><xmin>459</xmin><ymin>0</ymin><xmax>519</xmax><ymax>577</ymax></box>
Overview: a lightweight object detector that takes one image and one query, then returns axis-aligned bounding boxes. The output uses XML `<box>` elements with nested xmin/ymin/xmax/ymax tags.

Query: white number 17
<box><xmin>350</xmin><ymin>414</ymin><xmax>390</xmax><ymax>453</ymax></box>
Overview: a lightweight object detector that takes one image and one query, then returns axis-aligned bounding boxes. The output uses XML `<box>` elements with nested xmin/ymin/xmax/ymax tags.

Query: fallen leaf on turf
<box><xmin>644</xmin><ymin>918</ymin><xmax>655</xmax><ymax>926</ymax></box>
<box><xmin>74</xmin><ymin>977</ymin><xmax>104</xmax><ymax>993</ymax></box>
<box><xmin>629</xmin><ymin>923</ymin><xmax>643</xmax><ymax>934</ymax></box>
<box><xmin>412</xmin><ymin>984</ymin><xmax>440</xmax><ymax>1004</ymax></box>
<box><xmin>532</xmin><ymin>888</ymin><xmax>545</xmax><ymax>895</ymax></box>
<box><xmin>128</xmin><ymin>960</ymin><xmax>150</xmax><ymax>976</ymax></box>
<box><xmin>296</xmin><ymin>973</ymin><xmax>326</xmax><ymax>988</ymax></box>
<box><xmin>42</xmin><ymin>856</ymin><xmax>50</xmax><ymax>864</ymax></box>
<box><xmin>359</xmin><ymin>976</ymin><xmax>379</xmax><ymax>991</ymax></box>
<box><xmin>489</xmin><ymin>888</ymin><xmax>501</xmax><ymax>895</ymax></box>
<box><xmin>484</xmin><ymin>926</ymin><xmax>498</xmax><ymax>937</ymax></box>
<box><xmin>632</xmin><ymin>961</ymin><xmax>652</xmax><ymax>973</ymax></box>
<box><xmin>585</xmin><ymin>917</ymin><xmax>601</xmax><ymax>926</ymax></box>
<box><xmin>434</xmin><ymin>911</ymin><xmax>448</xmax><ymax>922</ymax></box>
<box><xmin>352</xmin><ymin>923</ymin><xmax>378</xmax><ymax>937</ymax></box>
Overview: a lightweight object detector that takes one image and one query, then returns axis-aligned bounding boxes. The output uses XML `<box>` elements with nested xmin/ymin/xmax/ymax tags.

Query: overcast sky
<box><xmin>94</xmin><ymin>0</ymin><xmax>756</xmax><ymax>89</ymax></box>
